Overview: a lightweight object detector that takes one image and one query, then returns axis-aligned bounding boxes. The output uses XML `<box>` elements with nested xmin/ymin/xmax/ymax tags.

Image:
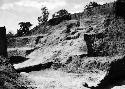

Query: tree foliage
<box><xmin>85</xmin><ymin>1</ymin><xmax>100</xmax><ymax>9</ymax></box>
<box><xmin>38</xmin><ymin>7</ymin><xmax>49</xmax><ymax>25</ymax></box>
<box><xmin>17</xmin><ymin>22</ymin><xmax>32</xmax><ymax>36</ymax></box>
<box><xmin>52</xmin><ymin>9</ymin><xmax>70</xmax><ymax>18</ymax></box>
<box><xmin>48</xmin><ymin>9</ymin><xmax>71</xmax><ymax>26</ymax></box>
<box><xmin>6</xmin><ymin>32</ymin><xmax>14</xmax><ymax>38</ymax></box>
<box><xmin>84</xmin><ymin>1</ymin><xmax>100</xmax><ymax>16</ymax></box>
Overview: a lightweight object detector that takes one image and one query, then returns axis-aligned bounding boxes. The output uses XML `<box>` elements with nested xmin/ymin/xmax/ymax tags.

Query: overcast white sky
<box><xmin>0</xmin><ymin>0</ymin><xmax>115</xmax><ymax>33</ymax></box>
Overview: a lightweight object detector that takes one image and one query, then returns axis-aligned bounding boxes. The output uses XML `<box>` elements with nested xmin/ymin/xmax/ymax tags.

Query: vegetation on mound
<box><xmin>90</xmin><ymin>15</ymin><xmax>125</xmax><ymax>56</ymax></box>
<box><xmin>38</xmin><ymin>7</ymin><xmax>49</xmax><ymax>25</ymax></box>
<box><xmin>7</xmin><ymin>1</ymin><xmax>125</xmax><ymax>88</ymax></box>
<box><xmin>16</xmin><ymin>22</ymin><xmax>32</xmax><ymax>37</ymax></box>
<box><xmin>51</xmin><ymin>55</ymin><xmax>110</xmax><ymax>74</ymax></box>
<box><xmin>103</xmin><ymin>17</ymin><xmax>125</xmax><ymax>56</ymax></box>
<box><xmin>0</xmin><ymin>56</ymin><xmax>35</xmax><ymax>89</ymax></box>
<box><xmin>9</xmin><ymin>0</ymin><xmax>125</xmax><ymax>64</ymax></box>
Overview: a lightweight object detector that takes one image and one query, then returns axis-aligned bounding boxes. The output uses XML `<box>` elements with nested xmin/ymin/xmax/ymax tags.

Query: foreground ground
<box><xmin>21</xmin><ymin>69</ymin><xmax>105</xmax><ymax>89</ymax></box>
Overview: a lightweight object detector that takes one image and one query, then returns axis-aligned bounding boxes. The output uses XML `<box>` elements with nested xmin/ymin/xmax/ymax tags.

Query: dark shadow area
<box><xmin>65</xmin><ymin>56</ymin><xmax>72</xmax><ymax>64</ymax></box>
<box><xmin>84</xmin><ymin>34</ymin><xmax>96</xmax><ymax>57</ymax></box>
<box><xmin>48</xmin><ymin>14</ymin><xmax>71</xmax><ymax>26</ymax></box>
<box><xmin>0</xmin><ymin>26</ymin><xmax>7</xmax><ymax>57</ymax></box>
<box><xmin>0</xmin><ymin>71</ymin><xmax>28</xmax><ymax>89</ymax></box>
<box><xmin>16</xmin><ymin>62</ymin><xmax>53</xmax><ymax>73</ymax></box>
<box><xmin>84</xmin><ymin>56</ymin><xmax>125</xmax><ymax>89</ymax></box>
<box><xmin>9</xmin><ymin>56</ymin><xmax>29</xmax><ymax>64</ymax></box>
<box><xmin>84</xmin><ymin>33</ymin><xmax>107</xmax><ymax>57</ymax></box>
<box><xmin>65</xmin><ymin>36</ymin><xmax>72</xmax><ymax>40</ymax></box>
<box><xmin>26</xmin><ymin>48</ymin><xmax>38</xmax><ymax>55</ymax></box>
<box><xmin>35</xmin><ymin>36</ymin><xmax>43</xmax><ymax>44</ymax></box>
<box><xmin>115</xmin><ymin>0</ymin><xmax>125</xmax><ymax>18</ymax></box>
<box><xmin>66</xmin><ymin>21</ymin><xmax>80</xmax><ymax>34</ymax></box>
<box><xmin>79</xmin><ymin>54</ymin><xmax>88</xmax><ymax>58</ymax></box>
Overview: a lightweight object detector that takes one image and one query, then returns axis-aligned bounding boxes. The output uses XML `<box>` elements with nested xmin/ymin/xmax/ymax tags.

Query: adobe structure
<box><xmin>115</xmin><ymin>0</ymin><xmax>125</xmax><ymax>17</ymax></box>
<box><xmin>0</xmin><ymin>26</ymin><xmax>32</xmax><ymax>89</ymax></box>
<box><xmin>0</xmin><ymin>26</ymin><xmax>7</xmax><ymax>57</ymax></box>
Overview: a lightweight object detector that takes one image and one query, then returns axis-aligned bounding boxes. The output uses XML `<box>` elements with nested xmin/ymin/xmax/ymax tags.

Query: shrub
<box><xmin>52</xmin><ymin>9</ymin><xmax>69</xmax><ymax>18</ymax></box>
<box><xmin>48</xmin><ymin>14</ymin><xmax>71</xmax><ymax>26</ymax></box>
<box><xmin>17</xmin><ymin>22</ymin><xmax>32</xmax><ymax>36</ymax></box>
<box><xmin>84</xmin><ymin>2</ymin><xmax>101</xmax><ymax>16</ymax></box>
<box><xmin>38</xmin><ymin>7</ymin><xmax>49</xmax><ymax>25</ymax></box>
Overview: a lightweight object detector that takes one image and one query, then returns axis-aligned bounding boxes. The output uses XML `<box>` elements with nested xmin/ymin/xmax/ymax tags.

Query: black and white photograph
<box><xmin>1</xmin><ymin>0</ymin><xmax>125</xmax><ymax>89</ymax></box>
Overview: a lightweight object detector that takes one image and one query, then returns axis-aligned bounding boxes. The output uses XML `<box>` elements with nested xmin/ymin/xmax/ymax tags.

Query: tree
<box><xmin>6</xmin><ymin>32</ymin><xmax>14</xmax><ymax>38</ymax></box>
<box><xmin>52</xmin><ymin>9</ymin><xmax>69</xmax><ymax>18</ymax></box>
<box><xmin>85</xmin><ymin>1</ymin><xmax>100</xmax><ymax>9</ymax></box>
<box><xmin>48</xmin><ymin>9</ymin><xmax>71</xmax><ymax>25</ymax></box>
<box><xmin>84</xmin><ymin>1</ymin><xmax>100</xmax><ymax>16</ymax></box>
<box><xmin>17</xmin><ymin>22</ymin><xmax>32</xmax><ymax>36</ymax></box>
<box><xmin>38</xmin><ymin>7</ymin><xmax>49</xmax><ymax>25</ymax></box>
